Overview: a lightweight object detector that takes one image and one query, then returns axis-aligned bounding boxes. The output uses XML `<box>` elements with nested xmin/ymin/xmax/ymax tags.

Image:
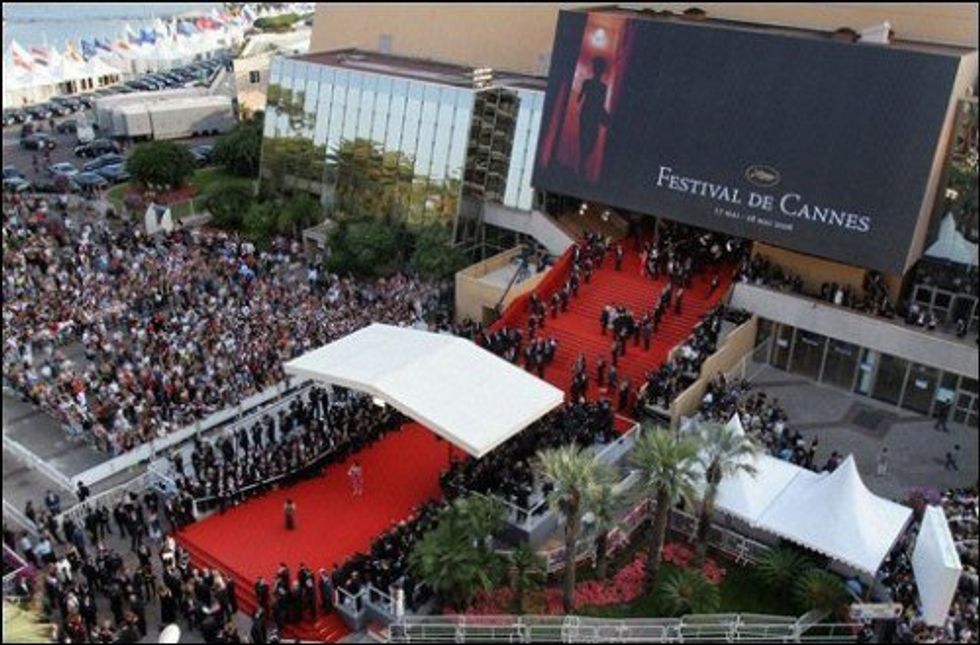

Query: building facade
<box><xmin>232</xmin><ymin>29</ymin><xmax>311</xmax><ymax>116</ymax></box>
<box><xmin>261</xmin><ymin>50</ymin><xmax>547</xmax><ymax>231</ymax></box>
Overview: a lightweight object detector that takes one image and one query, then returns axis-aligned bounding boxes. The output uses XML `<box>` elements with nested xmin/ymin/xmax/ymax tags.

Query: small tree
<box><xmin>127</xmin><ymin>141</ymin><xmax>196</xmax><ymax>191</ymax></box>
<box><xmin>408</xmin><ymin>495</ymin><xmax>504</xmax><ymax>611</ymax></box>
<box><xmin>243</xmin><ymin>201</ymin><xmax>280</xmax><ymax>248</ymax></box>
<box><xmin>585</xmin><ymin>473</ymin><xmax>625</xmax><ymax>582</ymax></box>
<box><xmin>213</xmin><ymin>121</ymin><xmax>263</xmax><ymax>177</ymax></box>
<box><xmin>326</xmin><ymin>218</ymin><xmax>405</xmax><ymax>277</ymax></box>
<box><xmin>657</xmin><ymin>568</ymin><xmax>721</xmax><ymax>616</ymax></box>
<box><xmin>203</xmin><ymin>181</ymin><xmax>254</xmax><ymax>230</ymax></box>
<box><xmin>757</xmin><ymin>545</ymin><xmax>814</xmax><ymax>593</ymax></box>
<box><xmin>508</xmin><ymin>543</ymin><xmax>546</xmax><ymax>614</ymax></box>
<box><xmin>277</xmin><ymin>193</ymin><xmax>323</xmax><ymax>237</ymax></box>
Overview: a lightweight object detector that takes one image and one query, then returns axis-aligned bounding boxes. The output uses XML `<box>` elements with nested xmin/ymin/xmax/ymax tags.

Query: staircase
<box><xmin>497</xmin><ymin>242</ymin><xmax>732</xmax><ymax>409</ymax></box>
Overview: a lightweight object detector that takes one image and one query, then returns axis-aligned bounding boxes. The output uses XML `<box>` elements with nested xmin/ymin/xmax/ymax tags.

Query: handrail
<box><xmin>2</xmin><ymin>498</ymin><xmax>41</xmax><ymax>539</ymax></box>
<box><xmin>2</xmin><ymin>433</ymin><xmax>75</xmax><ymax>493</ymax></box>
<box><xmin>493</xmin><ymin>253</ymin><xmax>531</xmax><ymax>316</ymax></box>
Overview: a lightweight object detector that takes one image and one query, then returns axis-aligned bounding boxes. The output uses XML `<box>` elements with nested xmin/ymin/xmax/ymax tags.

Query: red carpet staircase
<box><xmin>494</xmin><ymin>241</ymin><xmax>733</xmax><ymax>411</ymax></box>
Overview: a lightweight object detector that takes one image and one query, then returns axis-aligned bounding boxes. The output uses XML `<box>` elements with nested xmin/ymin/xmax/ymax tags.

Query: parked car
<box><xmin>20</xmin><ymin>133</ymin><xmax>57</xmax><ymax>150</ymax></box>
<box><xmin>34</xmin><ymin>176</ymin><xmax>79</xmax><ymax>194</ymax></box>
<box><xmin>9</xmin><ymin>108</ymin><xmax>33</xmax><ymax>124</ymax></box>
<box><xmin>95</xmin><ymin>163</ymin><xmax>131</xmax><ymax>184</ymax></box>
<box><xmin>74</xmin><ymin>139</ymin><xmax>121</xmax><ymax>158</ymax></box>
<box><xmin>188</xmin><ymin>144</ymin><xmax>214</xmax><ymax>166</ymax></box>
<box><xmin>56</xmin><ymin>119</ymin><xmax>79</xmax><ymax>134</ymax></box>
<box><xmin>3</xmin><ymin>165</ymin><xmax>24</xmax><ymax>179</ymax></box>
<box><xmin>73</xmin><ymin>171</ymin><xmax>109</xmax><ymax>192</ymax></box>
<box><xmin>26</xmin><ymin>105</ymin><xmax>53</xmax><ymax>120</ymax></box>
<box><xmin>82</xmin><ymin>153</ymin><xmax>124</xmax><ymax>172</ymax></box>
<box><xmin>52</xmin><ymin>96</ymin><xmax>83</xmax><ymax>112</ymax></box>
<box><xmin>45</xmin><ymin>101</ymin><xmax>71</xmax><ymax>116</ymax></box>
<box><xmin>3</xmin><ymin>176</ymin><xmax>32</xmax><ymax>193</ymax></box>
<box><xmin>2</xmin><ymin>110</ymin><xmax>18</xmax><ymax>127</ymax></box>
<box><xmin>20</xmin><ymin>122</ymin><xmax>39</xmax><ymax>138</ymax></box>
<box><xmin>47</xmin><ymin>161</ymin><xmax>79</xmax><ymax>177</ymax></box>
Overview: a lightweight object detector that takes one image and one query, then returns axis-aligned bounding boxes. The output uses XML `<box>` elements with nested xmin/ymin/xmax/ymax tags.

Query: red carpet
<box><xmin>496</xmin><ymin>244</ymin><xmax>733</xmax><ymax>412</ymax></box>
<box><xmin>177</xmin><ymin>423</ymin><xmax>457</xmax><ymax>642</ymax></box>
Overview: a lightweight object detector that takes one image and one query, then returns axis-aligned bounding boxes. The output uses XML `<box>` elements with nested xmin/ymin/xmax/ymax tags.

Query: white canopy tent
<box><xmin>913</xmin><ymin>505</ymin><xmax>963</xmax><ymax>626</ymax></box>
<box><xmin>283</xmin><ymin>324</ymin><xmax>565</xmax><ymax>458</ymax></box>
<box><xmin>755</xmin><ymin>456</ymin><xmax>912</xmax><ymax>575</ymax></box>
<box><xmin>926</xmin><ymin>213</ymin><xmax>979</xmax><ymax>266</ymax></box>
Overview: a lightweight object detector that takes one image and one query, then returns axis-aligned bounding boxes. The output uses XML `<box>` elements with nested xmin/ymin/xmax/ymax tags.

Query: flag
<box><xmin>242</xmin><ymin>6</ymin><xmax>257</xmax><ymax>23</ymax></box>
<box><xmin>81</xmin><ymin>39</ymin><xmax>98</xmax><ymax>61</ymax></box>
<box><xmin>139</xmin><ymin>28</ymin><xmax>156</xmax><ymax>45</ymax></box>
<box><xmin>125</xmin><ymin>24</ymin><xmax>141</xmax><ymax>47</ymax></box>
<box><xmin>29</xmin><ymin>44</ymin><xmax>51</xmax><ymax>66</ymax></box>
<box><xmin>115</xmin><ymin>37</ymin><xmax>131</xmax><ymax>52</ymax></box>
<box><xmin>64</xmin><ymin>40</ymin><xmax>84</xmax><ymax>62</ymax></box>
<box><xmin>177</xmin><ymin>20</ymin><xmax>196</xmax><ymax>37</ymax></box>
<box><xmin>9</xmin><ymin>40</ymin><xmax>34</xmax><ymax>71</ymax></box>
<box><xmin>96</xmin><ymin>38</ymin><xmax>113</xmax><ymax>53</ymax></box>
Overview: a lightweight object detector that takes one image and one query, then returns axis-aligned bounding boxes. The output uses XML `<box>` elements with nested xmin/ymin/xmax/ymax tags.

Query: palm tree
<box><xmin>508</xmin><ymin>543</ymin><xmax>546</xmax><ymax>614</ymax></box>
<box><xmin>2</xmin><ymin>600</ymin><xmax>56</xmax><ymax>643</ymax></box>
<box><xmin>630</xmin><ymin>428</ymin><xmax>701</xmax><ymax>591</ymax></box>
<box><xmin>408</xmin><ymin>495</ymin><xmax>504</xmax><ymax>611</ymax></box>
<box><xmin>657</xmin><ymin>568</ymin><xmax>721</xmax><ymax>616</ymax></box>
<box><xmin>757</xmin><ymin>545</ymin><xmax>815</xmax><ymax>593</ymax></box>
<box><xmin>536</xmin><ymin>444</ymin><xmax>612</xmax><ymax>613</ymax></box>
<box><xmin>692</xmin><ymin>421</ymin><xmax>758</xmax><ymax>567</ymax></box>
<box><xmin>794</xmin><ymin>569</ymin><xmax>849</xmax><ymax>617</ymax></box>
<box><xmin>585</xmin><ymin>473</ymin><xmax>624</xmax><ymax>581</ymax></box>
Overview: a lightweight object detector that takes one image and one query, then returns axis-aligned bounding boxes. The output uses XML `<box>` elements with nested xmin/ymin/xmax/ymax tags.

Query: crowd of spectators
<box><xmin>166</xmin><ymin>387</ymin><xmax>403</xmax><ymax>521</ymax></box>
<box><xmin>328</xmin><ymin>500</ymin><xmax>444</xmax><ymax>614</ymax></box>
<box><xmin>880</xmin><ymin>487</ymin><xmax>978</xmax><ymax>643</ymax></box>
<box><xmin>3</xmin><ymin>193</ymin><xmax>443</xmax><ymax>455</ymax></box>
<box><xmin>440</xmin><ymin>402</ymin><xmax>616</xmax><ymax>514</ymax></box>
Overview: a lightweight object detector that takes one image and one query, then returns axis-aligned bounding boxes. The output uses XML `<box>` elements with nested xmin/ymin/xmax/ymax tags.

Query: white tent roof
<box><xmin>283</xmin><ymin>324</ymin><xmax>565</xmax><ymax>458</ymax></box>
<box><xmin>926</xmin><ymin>213</ymin><xmax>979</xmax><ymax>266</ymax></box>
<box><xmin>913</xmin><ymin>505</ymin><xmax>963</xmax><ymax>626</ymax></box>
<box><xmin>755</xmin><ymin>456</ymin><xmax>912</xmax><ymax>574</ymax></box>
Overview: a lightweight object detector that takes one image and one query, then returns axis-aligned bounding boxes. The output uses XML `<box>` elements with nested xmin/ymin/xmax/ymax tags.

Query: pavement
<box><xmin>745</xmin><ymin>361</ymin><xmax>978</xmax><ymax>501</ymax></box>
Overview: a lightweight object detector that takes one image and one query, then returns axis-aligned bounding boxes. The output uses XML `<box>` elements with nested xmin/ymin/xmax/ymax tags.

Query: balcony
<box><xmin>730</xmin><ymin>282</ymin><xmax>978</xmax><ymax>379</ymax></box>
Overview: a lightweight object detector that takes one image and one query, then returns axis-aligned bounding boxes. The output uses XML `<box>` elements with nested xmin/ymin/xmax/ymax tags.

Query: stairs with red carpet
<box><xmin>498</xmin><ymin>242</ymin><xmax>733</xmax><ymax>413</ymax></box>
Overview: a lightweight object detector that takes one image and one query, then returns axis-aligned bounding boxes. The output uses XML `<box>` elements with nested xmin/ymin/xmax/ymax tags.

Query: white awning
<box><xmin>913</xmin><ymin>505</ymin><xmax>963</xmax><ymax>626</ymax></box>
<box><xmin>755</xmin><ymin>456</ymin><xmax>912</xmax><ymax>575</ymax></box>
<box><xmin>283</xmin><ymin>324</ymin><xmax>565</xmax><ymax>458</ymax></box>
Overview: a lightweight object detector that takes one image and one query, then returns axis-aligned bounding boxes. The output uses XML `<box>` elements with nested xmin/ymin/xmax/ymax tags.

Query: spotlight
<box><xmin>372</xmin><ymin>397</ymin><xmax>387</xmax><ymax>408</ymax></box>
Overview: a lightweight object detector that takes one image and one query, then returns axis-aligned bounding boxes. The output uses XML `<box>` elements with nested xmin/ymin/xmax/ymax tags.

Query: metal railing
<box><xmin>54</xmin><ymin>466</ymin><xmax>175</xmax><ymax>527</ymax></box>
<box><xmin>3</xmin><ymin>543</ymin><xmax>33</xmax><ymax>598</ymax></box>
<box><xmin>2</xmin><ymin>433</ymin><xmax>75</xmax><ymax>493</ymax></box>
<box><xmin>387</xmin><ymin>612</ymin><xmax>861</xmax><ymax>642</ymax></box>
<box><xmin>2</xmin><ymin>498</ymin><xmax>40</xmax><ymax>539</ymax></box>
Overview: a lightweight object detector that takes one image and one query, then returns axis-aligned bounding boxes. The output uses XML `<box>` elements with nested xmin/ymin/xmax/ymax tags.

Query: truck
<box><xmin>94</xmin><ymin>90</ymin><xmax>234</xmax><ymax>141</ymax></box>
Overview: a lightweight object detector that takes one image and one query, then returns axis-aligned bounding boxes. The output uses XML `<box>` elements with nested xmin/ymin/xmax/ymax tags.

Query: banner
<box><xmin>533</xmin><ymin>10</ymin><xmax>964</xmax><ymax>274</ymax></box>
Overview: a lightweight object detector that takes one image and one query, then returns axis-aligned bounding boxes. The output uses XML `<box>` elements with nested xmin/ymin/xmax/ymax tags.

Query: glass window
<box><xmin>401</xmin><ymin>83</ymin><xmax>423</xmax><ymax>160</ymax></box>
<box><xmin>902</xmin><ymin>363</ymin><xmax>940</xmax><ymax>415</ymax></box>
<box><xmin>790</xmin><ymin>330</ymin><xmax>826</xmax><ymax>382</ymax></box>
<box><xmin>342</xmin><ymin>73</ymin><xmax>362</xmax><ymax>141</ymax></box>
<box><xmin>753</xmin><ymin>319</ymin><xmax>773</xmax><ymax>363</ymax></box>
<box><xmin>249</xmin><ymin>70</ymin><xmax>260</xmax><ymax>84</ymax></box>
<box><xmin>446</xmin><ymin>91</ymin><xmax>472</xmax><ymax>181</ymax></box>
<box><xmin>519</xmin><ymin>94</ymin><xmax>543</xmax><ymax>211</ymax></box>
<box><xmin>371</xmin><ymin>77</ymin><xmax>392</xmax><ymax>143</ymax></box>
<box><xmin>385</xmin><ymin>80</ymin><xmax>407</xmax><ymax>152</ymax></box>
<box><xmin>855</xmin><ymin>348</ymin><xmax>879</xmax><ymax>396</ymax></box>
<box><xmin>871</xmin><ymin>354</ymin><xmax>908</xmax><ymax>405</ymax></box>
<box><xmin>429</xmin><ymin>96</ymin><xmax>455</xmax><ymax>182</ymax></box>
<box><xmin>356</xmin><ymin>73</ymin><xmax>376</xmax><ymax>140</ymax></box>
<box><xmin>821</xmin><ymin>339</ymin><xmax>859</xmax><ymax>391</ymax></box>
<box><xmin>313</xmin><ymin>78</ymin><xmax>332</xmax><ymax>146</ymax></box>
<box><xmin>504</xmin><ymin>100</ymin><xmax>529</xmax><ymax>208</ymax></box>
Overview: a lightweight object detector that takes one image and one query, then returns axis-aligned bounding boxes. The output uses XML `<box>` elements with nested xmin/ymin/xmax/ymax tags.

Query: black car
<box><xmin>82</xmin><ymin>153</ymin><xmax>124</xmax><ymax>172</ymax></box>
<box><xmin>21</xmin><ymin>133</ymin><xmax>57</xmax><ymax>150</ymax></box>
<box><xmin>34</xmin><ymin>175</ymin><xmax>79</xmax><ymax>194</ymax></box>
<box><xmin>47</xmin><ymin>99</ymin><xmax>73</xmax><ymax>115</ymax></box>
<box><xmin>9</xmin><ymin>109</ymin><xmax>33</xmax><ymax>124</ymax></box>
<box><xmin>56</xmin><ymin>119</ymin><xmax>79</xmax><ymax>134</ymax></box>
<box><xmin>26</xmin><ymin>105</ymin><xmax>53</xmax><ymax>120</ymax></box>
<box><xmin>95</xmin><ymin>163</ymin><xmax>131</xmax><ymax>184</ymax></box>
<box><xmin>73</xmin><ymin>171</ymin><xmax>109</xmax><ymax>192</ymax></box>
<box><xmin>74</xmin><ymin>139</ymin><xmax>120</xmax><ymax>158</ymax></box>
<box><xmin>2</xmin><ymin>110</ymin><xmax>18</xmax><ymax>127</ymax></box>
<box><xmin>77</xmin><ymin>95</ymin><xmax>95</xmax><ymax>109</ymax></box>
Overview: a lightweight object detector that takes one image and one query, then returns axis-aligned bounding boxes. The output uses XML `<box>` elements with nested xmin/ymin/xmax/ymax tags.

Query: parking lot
<box><xmin>3</xmin><ymin>109</ymin><xmax>220</xmax><ymax>188</ymax></box>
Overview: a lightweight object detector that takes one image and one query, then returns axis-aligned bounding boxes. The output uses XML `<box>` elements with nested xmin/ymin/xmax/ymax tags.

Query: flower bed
<box><xmin>451</xmin><ymin>543</ymin><xmax>727</xmax><ymax>615</ymax></box>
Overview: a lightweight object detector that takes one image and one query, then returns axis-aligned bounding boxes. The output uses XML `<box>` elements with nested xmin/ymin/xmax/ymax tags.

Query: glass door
<box><xmin>855</xmin><ymin>348</ymin><xmax>879</xmax><ymax>397</ymax></box>
<box><xmin>901</xmin><ymin>364</ymin><xmax>940</xmax><ymax>415</ymax></box>
<box><xmin>871</xmin><ymin>354</ymin><xmax>909</xmax><ymax>406</ymax></box>
<box><xmin>790</xmin><ymin>330</ymin><xmax>827</xmax><ymax>382</ymax></box>
<box><xmin>822</xmin><ymin>339</ymin><xmax>860</xmax><ymax>391</ymax></box>
<box><xmin>771</xmin><ymin>324</ymin><xmax>794</xmax><ymax>371</ymax></box>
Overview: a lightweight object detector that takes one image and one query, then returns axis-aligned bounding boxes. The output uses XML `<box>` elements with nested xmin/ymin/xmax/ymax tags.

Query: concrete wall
<box><xmin>669</xmin><ymin>315</ymin><xmax>760</xmax><ymax>428</ymax></box>
<box><xmin>310</xmin><ymin>4</ymin><xmax>978</xmax><ymax>76</ymax></box>
<box><xmin>750</xmin><ymin>242</ymin><xmax>876</xmax><ymax>298</ymax></box>
<box><xmin>482</xmin><ymin>202</ymin><xmax>576</xmax><ymax>255</ymax></box>
<box><xmin>731</xmin><ymin>283</ymin><xmax>980</xmax><ymax>379</ymax></box>
<box><xmin>455</xmin><ymin>247</ymin><xmax>549</xmax><ymax>323</ymax></box>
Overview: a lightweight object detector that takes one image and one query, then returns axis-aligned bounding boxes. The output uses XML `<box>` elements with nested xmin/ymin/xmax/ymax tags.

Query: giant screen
<box><xmin>532</xmin><ymin>10</ymin><xmax>964</xmax><ymax>273</ymax></box>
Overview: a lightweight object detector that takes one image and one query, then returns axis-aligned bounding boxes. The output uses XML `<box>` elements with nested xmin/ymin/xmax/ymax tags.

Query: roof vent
<box><xmin>858</xmin><ymin>21</ymin><xmax>893</xmax><ymax>44</ymax></box>
<box><xmin>831</xmin><ymin>27</ymin><xmax>860</xmax><ymax>43</ymax></box>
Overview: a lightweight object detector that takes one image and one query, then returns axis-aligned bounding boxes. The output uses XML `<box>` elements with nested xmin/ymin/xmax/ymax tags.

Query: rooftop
<box><xmin>587</xmin><ymin>6</ymin><xmax>975</xmax><ymax>57</ymax></box>
<box><xmin>291</xmin><ymin>48</ymin><xmax>548</xmax><ymax>91</ymax></box>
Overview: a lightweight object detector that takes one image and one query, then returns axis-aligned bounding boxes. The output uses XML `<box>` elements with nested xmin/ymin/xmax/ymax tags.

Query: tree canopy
<box><xmin>213</xmin><ymin>119</ymin><xmax>263</xmax><ymax>177</ymax></box>
<box><xmin>127</xmin><ymin>141</ymin><xmax>197</xmax><ymax>191</ymax></box>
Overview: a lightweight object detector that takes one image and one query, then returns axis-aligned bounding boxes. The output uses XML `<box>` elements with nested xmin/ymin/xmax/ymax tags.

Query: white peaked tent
<box><xmin>913</xmin><ymin>505</ymin><xmax>963</xmax><ymax>626</ymax></box>
<box><xmin>755</xmin><ymin>456</ymin><xmax>912</xmax><ymax>575</ymax></box>
<box><xmin>283</xmin><ymin>324</ymin><xmax>565</xmax><ymax>458</ymax></box>
<box><xmin>926</xmin><ymin>213</ymin><xmax>979</xmax><ymax>266</ymax></box>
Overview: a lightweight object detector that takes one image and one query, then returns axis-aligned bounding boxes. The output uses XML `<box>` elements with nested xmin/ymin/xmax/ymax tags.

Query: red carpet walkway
<box><xmin>176</xmin><ymin>423</ymin><xmax>456</xmax><ymax>642</ymax></box>
<box><xmin>512</xmin><ymin>245</ymin><xmax>733</xmax><ymax>409</ymax></box>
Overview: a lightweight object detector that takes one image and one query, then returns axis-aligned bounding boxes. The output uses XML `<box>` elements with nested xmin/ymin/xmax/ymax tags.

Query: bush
<box><xmin>213</xmin><ymin>121</ymin><xmax>263</xmax><ymax>177</ymax></box>
<box><xmin>127</xmin><ymin>141</ymin><xmax>196</xmax><ymax>191</ymax></box>
<box><xmin>243</xmin><ymin>201</ymin><xmax>280</xmax><ymax>248</ymax></box>
<box><xmin>757</xmin><ymin>545</ymin><xmax>814</xmax><ymax>592</ymax></box>
<box><xmin>657</xmin><ymin>568</ymin><xmax>721</xmax><ymax>616</ymax></box>
<box><xmin>793</xmin><ymin>569</ymin><xmax>848</xmax><ymax>616</ymax></box>
<box><xmin>326</xmin><ymin>218</ymin><xmax>405</xmax><ymax>277</ymax></box>
<box><xmin>204</xmin><ymin>181</ymin><xmax>254</xmax><ymax>230</ymax></box>
<box><xmin>410</xmin><ymin>224</ymin><xmax>470</xmax><ymax>279</ymax></box>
